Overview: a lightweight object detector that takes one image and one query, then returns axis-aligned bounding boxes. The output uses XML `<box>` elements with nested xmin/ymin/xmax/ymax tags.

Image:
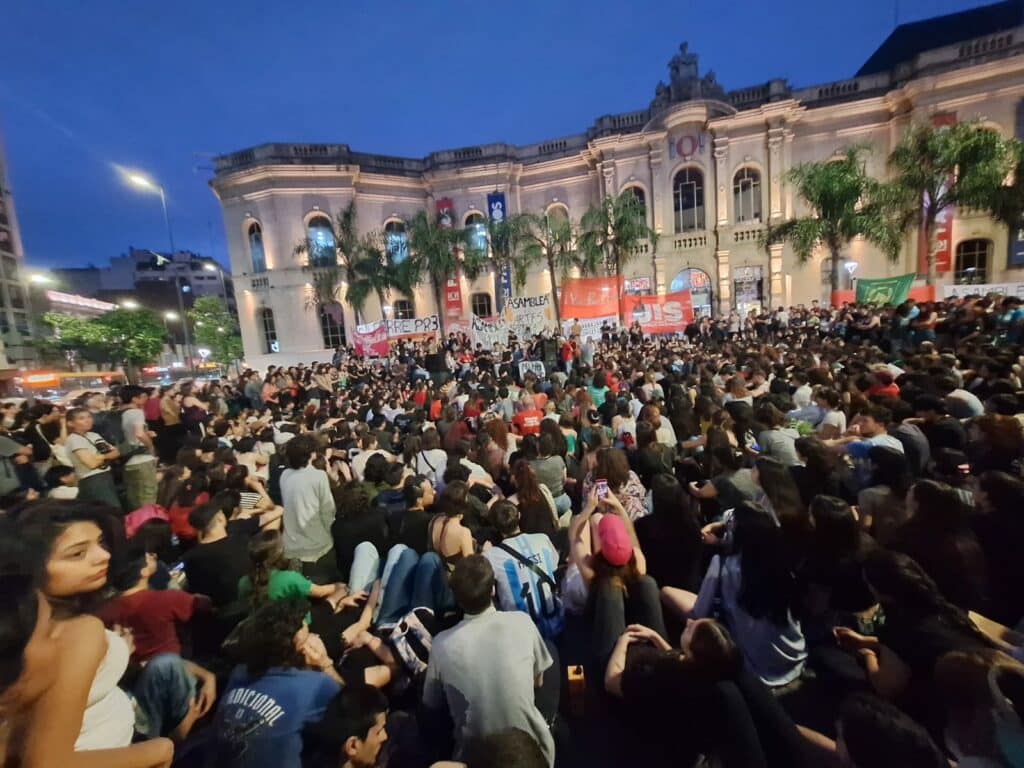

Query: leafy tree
<box><xmin>766</xmin><ymin>147</ymin><xmax>900</xmax><ymax>295</ymax></box>
<box><xmin>188</xmin><ymin>296</ymin><xmax>243</xmax><ymax>367</ymax></box>
<box><xmin>347</xmin><ymin>232</ymin><xmax>405</xmax><ymax>323</ymax></box>
<box><xmin>484</xmin><ymin>214</ymin><xmax>528</xmax><ymax>310</ymax></box>
<box><xmin>405</xmin><ymin>210</ymin><xmax>486</xmax><ymax>335</ymax></box>
<box><xmin>978</xmin><ymin>137</ymin><xmax>1024</xmax><ymax>252</ymax></box>
<box><xmin>42</xmin><ymin>309</ymin><xmax>164</xmax><ymax>381</ymax></box>
<box><xmin>886</xmin><ymin>122</ymin><xmax>1013</xmax><ymax>285</ymax></box>
<box><xmin>578</xmin><ymin>190</ymin><xmax>656</xmax><ymax>278</ymax></box>
<box><xmin>519</xmin><ymin>211</ymin><xmax>581</xmax><ymax>328</ymax></box>
<box><xmin>93</xmin><ymin>309</ymin><xmax>165</xmax><ymax>370</ymax></box>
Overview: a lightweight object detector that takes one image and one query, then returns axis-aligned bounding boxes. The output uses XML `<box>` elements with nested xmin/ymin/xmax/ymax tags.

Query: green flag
<box><xmin>855</xmin><ymin>274</ymin><xmax>915</xmax><ymax>305</ymax></box>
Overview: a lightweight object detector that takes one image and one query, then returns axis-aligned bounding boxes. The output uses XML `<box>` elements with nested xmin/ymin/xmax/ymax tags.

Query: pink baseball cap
<box><xmin>598</xmin><ymin>515</ymin><xmax>633</xmax><ymax>567</ymax></box>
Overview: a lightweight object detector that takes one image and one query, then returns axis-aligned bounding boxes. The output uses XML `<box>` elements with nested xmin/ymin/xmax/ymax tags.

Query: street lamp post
<box><xmin>125</xmin><ymin>171</ymin><xmax>192</xmax><ymax>369</ymax></box>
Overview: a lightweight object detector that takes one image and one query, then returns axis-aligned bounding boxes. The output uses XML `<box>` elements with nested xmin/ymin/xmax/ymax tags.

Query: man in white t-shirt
<box><xmin>120</xmin><ymin>385</ymin><xmax>157</xmax><ymax>510</ymax></box>
<box><xmin>350</xmin><ymin>433</ymin><xmax>393</xmax><ymax>481</ymax></box>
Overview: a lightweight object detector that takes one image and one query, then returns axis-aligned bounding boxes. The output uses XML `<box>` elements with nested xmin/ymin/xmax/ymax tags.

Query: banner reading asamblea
<box><xmin>502</xmin><ymin>295</ymin><xmax>553</xmax><ymax>338</ymax></box>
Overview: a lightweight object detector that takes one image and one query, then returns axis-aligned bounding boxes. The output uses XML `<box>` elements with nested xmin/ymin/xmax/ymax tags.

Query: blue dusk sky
<box><xmin>0</xmin><ymin>0</ymin><xmax>994</xmax><ymax>269</ymax></box>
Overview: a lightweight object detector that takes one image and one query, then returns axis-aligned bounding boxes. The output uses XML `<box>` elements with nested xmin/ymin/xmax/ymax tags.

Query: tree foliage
<box><xmin>766</xmin><ymin>147</ymin><xmax>900</xmax><ymax>293</ymax></box>
<box><xmin>886</xmin><ymin>122</ymin><xmax>1014</xmax><ymax>284</ymax></box>
<box><xmin>188</xmin><ymin>296</ymin><xmax>243</xmax><ymax>366</ymax></box>
<box><xmin>405</xmin><ymin>210</ymin><xmax>486</xmax><ymax>334</ymax></box>
<box><xmin>578</xmin><ymin>190</ymin><xmax>656</xmax><ymax>277</ymax></box>
<box><xmin>519</xmin><ymin>211</ymin><xmax>580</xmax><ymax>326</ymax></box>
<box><xmin>42</xmin><ymin>308</ymin><xmax>165</xmax><ymax>369</ymax></box>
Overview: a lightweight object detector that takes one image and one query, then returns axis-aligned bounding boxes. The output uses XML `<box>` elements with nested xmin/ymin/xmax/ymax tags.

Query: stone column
<box><xmin>713</xmin><ymin>136</ymin><xmax>730</xmax><ymax>227</ymax></box>
<box><xmin>782</xmin><ymin>127</ymin><xmax>795</xmax><ymax>220</ymax></box>
<box><xmin>717</xmin><ymin>249</ymin><xmax>731</xmax><ymax>315</ymax></box>
<box><xmin>767</xmin><ymin>127</ymin><xmax>785</xmax><ymax>222</ymax></box>
<box><xmin>769</xmin><ymin>243</ymin><xmax>784</xmax><ymax>309</ymax></box>
<box><xmin>601</xmin><ymin>162</ymin><xmax>616</xmax><ymax>199</ymax></box>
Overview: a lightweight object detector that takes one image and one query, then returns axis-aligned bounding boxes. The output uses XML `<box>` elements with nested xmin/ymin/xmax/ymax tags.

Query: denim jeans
<box><xmin>375</xmin><ymin>545</ymin><xmax>454</xmax><ymax>626</ymax></box>
<box><xmin>348</xmin><ymin>541</ymin><xmax>382</xmax><ymax>593</ymax></box>
<box><xmin>133</xmin><ymin>653</ymin><xmax>195</xmax><ymax>738</ymax></box>
<box><xmin>552</xmin><ymin>492</ymin><xmax>572</xmax><ymax>517</ymax></box>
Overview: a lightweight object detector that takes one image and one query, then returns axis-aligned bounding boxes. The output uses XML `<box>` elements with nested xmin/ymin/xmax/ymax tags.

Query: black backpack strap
<box><xmin>495</xmin><ymin>541</ymin><xmax>557</xmax><ymax>590</ymax></box>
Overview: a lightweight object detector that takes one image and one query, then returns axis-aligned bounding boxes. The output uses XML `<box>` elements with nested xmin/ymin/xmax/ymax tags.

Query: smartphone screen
<box><xmin>595</xmin><ymin>478</ymin><xmax>609</xmax><ymax>500</ymax></box>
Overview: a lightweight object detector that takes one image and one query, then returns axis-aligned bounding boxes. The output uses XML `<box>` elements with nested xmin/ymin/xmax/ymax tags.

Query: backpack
<box><xmin>386</xmin><ymin>608</ymin><xmax>437</xmax><ymax>676</ymax></box>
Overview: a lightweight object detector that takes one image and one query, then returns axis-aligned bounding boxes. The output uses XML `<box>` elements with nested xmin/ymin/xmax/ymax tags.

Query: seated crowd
<box><xmin>2</xmin><ymin>297</ymin><xmax>1024</xmax><ymax>767</ymax></box>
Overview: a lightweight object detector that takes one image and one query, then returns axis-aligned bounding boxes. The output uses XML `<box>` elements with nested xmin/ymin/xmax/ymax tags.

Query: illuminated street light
<box><xmin>164</xmin><ymin>311</ymin><xmax>179</xmax><ymax>321</ymax></box>
<box><xmin>203</xmin><ymin>263</ymin><xmax>217</xmax><ymax>272</ymax></box>
<box><xmin>121</xmin><ymin>299</ymin><xmax>140</xmax><ymax>309</ymax></box>
<box><xmin>28</xmin><ymin>273</ymin><xmax>54</xmax><ymax>285</ymax></box>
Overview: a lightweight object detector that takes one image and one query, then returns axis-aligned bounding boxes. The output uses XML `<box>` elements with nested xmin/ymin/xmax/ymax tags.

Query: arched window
<box><xmin>954</xmin><ymin>239</ymin><xmax>990</xmax><ymax>284</ymax></box>
<box><xmin>669</xmin><ymin>268</ymin><xmax>713</xmax><ymax>318</ymax></box>
<box><xmin>306</xmin><ymin>215</ymin><xmax>335</xmax><ymax>267</ymax></box>
<box><xmin>673</xmin><ymin>168</ymin><xmax>705</xmax><ymax>232</ymax></box>
<box><xmin>464</xmin><ymin>213</ymin><xmax>488</xmax><ymax>255</ymax></box>
<box><xmin>260</xmin><ymin>307</ymin><xmax>278</xmax><ymax>353</ymax></box>
<box><xmin>733</xmin><ymin>168</ymin><xmax>762</xmax><ymax>223</ymax></box>
<box><xmin>393</xmin><ymin>299</ymin><xmax>414</xmax><ymax>320</ymax></box>
<box><xmin>384</xmin><ymin>220</ymin><xmax>408</xmax><ymax>263</ymax></box>
<box><xmin>624</xmin><ymin>186</ymin><xmax>647</xmax><ymax>223</ymax></box>
<box><xmin>247</xmin><ymin>222</ymin><xmax>267</xmax><ymax>274</ymax></box>
<box><xmin>320</xmin><ymin>306</ymin><xmax>346</xmax><ymax>348</ymax></box>
<box><xmin>546</xmin><ymin>204</ymin><xmax>569</xmax><ymax>226</ymax></box>
<box><xmin>471</xmin><ymin>292</ymin><xmax>493</xmax><ymax>317</ymax></box>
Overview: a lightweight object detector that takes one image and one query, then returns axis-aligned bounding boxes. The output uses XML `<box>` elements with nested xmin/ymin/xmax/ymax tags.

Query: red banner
<box><xmin>444</xmin><ymin>276</ymin><xmax>463</xmax><ymax>319</ymax></box>
<box><xmin>620</xmin><ymin>290</ymin><xmax>694</xmax><ymax>334</ymax></box>
<box><xmin>918</xmin><ymin>113</ymin><xmax>957</xmax><ymax>275</ymax></box>
<box><xmin>352</xmin><ymin>322</ymin><xmax>389</xmax><ymax>357</ymax></box>
<box><xmin>559</xmin><ymin>276</ymin><xmax>621</xmax><ymax>320</ymax></box>
<box><xmin>436</xmin><ymin>198</ymin><xmax>455</xmax><ymax>229</ymax></box>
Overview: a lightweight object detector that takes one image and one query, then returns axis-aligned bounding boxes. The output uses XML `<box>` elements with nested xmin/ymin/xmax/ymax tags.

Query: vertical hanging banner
<box><xmin>488</xmin><ymin>192</ymin><xmax>512</xmax><ymax>312</ymax></box>
<box><xmin>436</xmin><ymin>197</ymin><xmax>463</xmax><ymax>319</ymax></box>
<box><xmin>444</xmin><ymin>276</ymin><xmax>463</xmax><ymax>319</ymax></box>
<box><xmin>436</xmin><ymin>198</ymin><xmax>456</xmax><ymax>229</ymax></box>
<box><xmin>917</xmin><ymin>113</ymin><xmax>957</xmax><ymax>276</ymax></box>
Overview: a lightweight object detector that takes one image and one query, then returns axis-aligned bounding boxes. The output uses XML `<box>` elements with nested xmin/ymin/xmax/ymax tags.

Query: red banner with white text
<box><xmin>559</xmin><ymin>276</ymin><xmax>622</xmax><ymax>320</ymax></box>
<box><xmin>444</xmin><ymin>276</ymin><xmax>463</xmax><ymax>319</ymax></box>
<box><xmin>620</xmin><ymin>290</ymin><xmax>694</xmax><ymax>334</ymax></box>
<box><xmin>917</xmin><ymin>113</ymin><xmax>957</xmax><ymax>276</ymax></box>
<box><xmin>352</xmin><ymin>322</ymin><xmax>389</xmax><ymax>357</ymax></box>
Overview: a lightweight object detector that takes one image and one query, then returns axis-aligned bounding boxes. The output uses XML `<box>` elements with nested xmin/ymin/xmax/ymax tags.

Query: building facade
<box><xmin>0</xmin><ymin>129</ymin><xmax>34</xmax><ymax>367</ymax></box>
<box><xmin>211</xmin><ymin>1</ymin><xmax>1024</xmax><ymax>368</ymax></box>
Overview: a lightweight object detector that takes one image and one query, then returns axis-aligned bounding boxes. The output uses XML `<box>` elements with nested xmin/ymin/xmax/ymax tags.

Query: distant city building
<box><xmin>51</xmin><ymin>248</ymin><xmax>235</xmax><ymax>311</ymax></box>
<box><xmin>212</xmin><ymin>0</ymin><xmax>1024</xmax><ymax>367</ymax></box>
<box><xmin>0</xmin><ymin>127</ymin><xmax>34</xmax><ymax>366</ymax></box>
<box><xmin>43</xmin><ymin>290</ymin><xmax>117</xmax><ymax>319</ymax></box>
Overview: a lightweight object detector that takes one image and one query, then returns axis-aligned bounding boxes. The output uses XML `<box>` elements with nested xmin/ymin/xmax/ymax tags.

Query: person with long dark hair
<box><xmin>634</xmin><ymin>474</ymin><xmax>702</xmax><ymax>592</ymax></box>
<box><xmin>508</xmin><ymin>459</ymin><xmax>558</xmax><ymax>540</ymax></box>
<box><xmin>856</xmin><ymin>446</ymin><xmax>911</xmax><ymax>546</ymax></box>
<box><xmin>663</xmin><ymin>502</ymin><xmax>807</xmax><ymax>688</ymax></box>
<box><xmin>890</xmin><ymin>480</ymin><xmax>991</xmax><ymax>614</ymax></box>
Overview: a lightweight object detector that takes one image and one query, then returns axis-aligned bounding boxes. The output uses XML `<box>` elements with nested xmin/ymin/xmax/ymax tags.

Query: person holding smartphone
<box><xmin>65</xmin><ymin>406</ymin><xmax>123</xmax><ymax>513</ymax></box>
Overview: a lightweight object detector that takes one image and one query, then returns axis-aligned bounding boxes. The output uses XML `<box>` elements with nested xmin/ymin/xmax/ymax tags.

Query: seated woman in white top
<box><xmin>0</xmin><ymin>511</ymin><xmax>178</xmax><ymax>767</ymax></box>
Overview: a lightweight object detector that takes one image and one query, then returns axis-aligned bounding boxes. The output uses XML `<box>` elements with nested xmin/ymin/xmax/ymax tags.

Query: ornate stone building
<box><xmin>211</xmin><ymin>1</ymin><xmax>1024</xmax><ymax>367</ymax></box>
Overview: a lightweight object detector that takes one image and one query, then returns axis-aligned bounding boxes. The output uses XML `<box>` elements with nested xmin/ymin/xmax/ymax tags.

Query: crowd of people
<box><xmin>2</xmin><ymin>294</ymin><xmax>1024</xmax><ymax>767</ymax></box>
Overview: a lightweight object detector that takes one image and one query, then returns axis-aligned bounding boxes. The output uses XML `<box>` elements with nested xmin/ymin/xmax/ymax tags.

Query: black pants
<box><xmin>590</xmin><ymin>575</ymin><xmax>667</xmax><ymax>666</ymax></box>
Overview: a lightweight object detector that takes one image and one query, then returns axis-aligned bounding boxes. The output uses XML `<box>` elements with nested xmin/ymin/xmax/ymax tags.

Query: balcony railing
<box><xmin>672</xmin><ymin>233</ymin><xmax>709</xmax><ymax>250</ymax></box>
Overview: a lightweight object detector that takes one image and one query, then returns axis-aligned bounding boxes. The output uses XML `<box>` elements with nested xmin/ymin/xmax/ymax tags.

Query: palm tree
<box><xmin>347</xmin><ymin>232</ymin><xmax>402</xmax><ymax>323</ymax></box>
<box><xmin>978</xmin><ymin>137</ymin><xmax>1024</xmax><ymax>255</ymax></box>
<box><xmin>293</xmin><ymin>201</ymin><xmax>364</xmax><ymax>318</ymax></box>
<box><xmin>519</xmin><ymin>210</ymin><xmax>584</xmax><ymax>328</ymax></box>
<box><xmin>887</xmin><ymin>122</ymin><xmax>1012</xmax><ymax>285</ymax></box>
<box><xmin>766</xmin><ymin>147</ymin><xmax>900</xmax><ymax>296</ymax></box>
<box><xmin>484</xmin><ymin>214</ymin><xmax>528</xmax><ymax>309</ymax></box>
<box><xmin>405</xmin><ymin>210</ymin><xmax>486</xmax><ymax>335</ymax></box>
<box><xmin>578</xmin><ymin>189</ymin><xmax>656</xmax><ymax>278</ymax></box>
